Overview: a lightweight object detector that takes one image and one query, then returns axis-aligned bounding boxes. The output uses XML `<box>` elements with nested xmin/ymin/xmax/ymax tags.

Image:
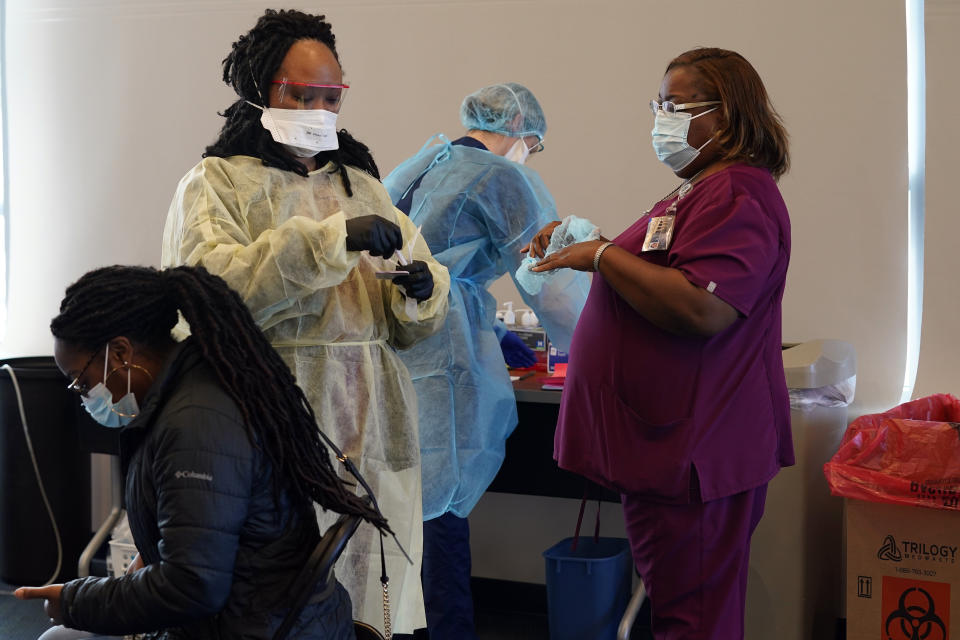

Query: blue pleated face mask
<box><xmin>80</xmin><ymin>344</ymin><xmax>140</xmax><ymax>428</ymax></box>
<box><xmin>651</xmin><ymin>107</ymin><xmax>718</xmax><ymax>171</ymax></box>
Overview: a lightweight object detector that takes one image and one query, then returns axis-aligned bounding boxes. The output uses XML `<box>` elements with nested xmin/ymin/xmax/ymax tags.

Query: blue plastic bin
<box><xmin>542</xmin><ymin>536</ymin><xmax>633</xmax><ymax>640</ymax></box>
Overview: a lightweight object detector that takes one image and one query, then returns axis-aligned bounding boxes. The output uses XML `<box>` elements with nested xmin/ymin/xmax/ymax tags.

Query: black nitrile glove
<box><xmin>500</xmin><ymin>330</ymin><xmax>537</xmax><ymax>368</ymax></box>
<box><xmin>394</xmin><ymin>260</ymin><xmax>434</xmax><ymax>302</ymax></box>
<box><xmin>345</xmin><ymin>215</ymin><xmax>404</xmax><ymax>257</ymax></box>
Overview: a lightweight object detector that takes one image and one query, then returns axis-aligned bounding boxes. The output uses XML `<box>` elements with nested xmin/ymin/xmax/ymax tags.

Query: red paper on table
<box><xmin>541</xmin><ymin>363</ymin><xmax>567</xmax><ymax>389</ymax></box>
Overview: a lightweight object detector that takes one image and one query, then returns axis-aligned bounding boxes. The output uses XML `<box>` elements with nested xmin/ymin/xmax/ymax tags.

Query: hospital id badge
<box><xmin>642</xmin><ymin>215</ymin><xmax>675</xmax><ymax>252</ymax></box>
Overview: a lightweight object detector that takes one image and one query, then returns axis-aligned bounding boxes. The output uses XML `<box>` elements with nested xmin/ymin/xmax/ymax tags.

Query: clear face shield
<box><xmin>270</xmin><ymin>79</ymin><xmax>350</xmax><ymax>113</ymax></box>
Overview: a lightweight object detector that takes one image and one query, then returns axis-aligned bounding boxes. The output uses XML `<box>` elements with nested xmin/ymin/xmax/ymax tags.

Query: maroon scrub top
<box><xmin>554</xmin><ymin>164</ymin><xmax>793</xmax><ymax>504</ymax></box>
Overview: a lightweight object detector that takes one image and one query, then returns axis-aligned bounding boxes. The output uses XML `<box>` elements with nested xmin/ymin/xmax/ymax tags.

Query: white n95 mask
<box><xmin>505</xmin><ymin>138</ymin><xmax>531</xmax><ymax>165</ymax></box>
<box><xmin>248</xmin><ymin>102</ymin><xmax>340</xmax><ymax>157</ymax></box>
<box><xmin>81</xmin><ymin>344</ymin><xmax>140</xmax><ymax>428</ymax></box>
<box><xmin>651</xmin><ymin>107</ymin><xmax>718</xmax><ymax>171</ymax></box>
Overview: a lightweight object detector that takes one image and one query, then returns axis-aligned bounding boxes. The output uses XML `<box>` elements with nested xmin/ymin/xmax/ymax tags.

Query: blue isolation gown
<box><xmin>384</xmin><ymin>136</ymin><xmax>589</xmax><ymax>520</ymax></box>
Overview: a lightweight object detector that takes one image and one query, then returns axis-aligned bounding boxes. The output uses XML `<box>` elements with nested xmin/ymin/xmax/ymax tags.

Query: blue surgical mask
<box><xmin>651</xmin><ymin>107</ymin><xmax>718</xmax><ymax>171</ymax></box>
<box><xmin>80</xmin><ymin>344</ymin><xmax>140</xmax><ymax>428</ymax></box>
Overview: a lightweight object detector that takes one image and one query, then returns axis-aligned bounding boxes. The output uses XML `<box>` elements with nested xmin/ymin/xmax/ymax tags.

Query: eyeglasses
<box><xmin>272</xmin><ymin>80</ymin><xmax>350</xmax><ymax>112</ymax></box>
<box><xmin>650</xmin><ymin>100</ymin><xmax>721</xmax><ymax>115</ymax></box>
<box><xmin>66</xmin><ymin>349</ymin><xmax>101</xmax><ymax>396</ymax></box>
<box><xmin>521</xmin><ymin>136</ymin><xmax>544</xmax><ymax>154</ymax></box>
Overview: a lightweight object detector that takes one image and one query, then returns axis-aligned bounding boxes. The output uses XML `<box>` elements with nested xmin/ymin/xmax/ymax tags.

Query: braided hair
<box><xmin>50</xmin><ymin>265</ymin><xmax>388</xmax><ymax>532</ymax></box>
<box><xmin>203</xmin><ymin>9</ymin><xmax>380</xmax><ymax>195</ymax></box>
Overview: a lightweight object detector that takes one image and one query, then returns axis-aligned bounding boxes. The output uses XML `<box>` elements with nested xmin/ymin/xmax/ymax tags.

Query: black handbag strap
<box><xmin>272</xmin><ymin>423</ymin><xmax>410</xmax><ymax>640</ymax></box>
<box><xmin>272</xmin><ymin>511</ymin><xmax>363</xmax><ymax>640</ymax></box>
<box><xmin>316</xmin><ymin>424</ymin><xmax>412</xmax><ymax>566</ymax></box>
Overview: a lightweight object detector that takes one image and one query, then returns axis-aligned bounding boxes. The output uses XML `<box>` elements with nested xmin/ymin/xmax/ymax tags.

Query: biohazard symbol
<box><xmin>878</xmin><ymin>534</ymin><xmax>904</xmax><ymax>562</ymax></box>
<box><xmin>884</xmin><ymin>587</ymin><xmax>947</xmax><ymax>640</ymax></box>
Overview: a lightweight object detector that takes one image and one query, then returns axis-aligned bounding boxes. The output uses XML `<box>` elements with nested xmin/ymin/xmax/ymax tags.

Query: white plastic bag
<box><xmin>788</xmin><ymin>375</ymin><xmax>856</xmax><ymax>410</ymax></box>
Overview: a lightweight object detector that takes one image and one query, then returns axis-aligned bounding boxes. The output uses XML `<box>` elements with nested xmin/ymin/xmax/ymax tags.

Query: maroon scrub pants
<box><xmin>621</xmin><ymin>484</ymin><xmax>767</xmax><ymax>640</ymax></box>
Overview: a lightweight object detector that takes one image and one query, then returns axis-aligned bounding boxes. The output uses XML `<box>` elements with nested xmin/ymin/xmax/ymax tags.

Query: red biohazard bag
<box><xmin>823</xmin><ymin>393</ymin><xmax>960</xmax><ymax>511</ymax></box>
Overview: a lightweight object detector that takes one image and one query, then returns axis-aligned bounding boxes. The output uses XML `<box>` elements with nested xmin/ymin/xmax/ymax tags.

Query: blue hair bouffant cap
<box><xmin>460</xmin><ymin>82</ymin><xmax>546</xmax><ymax>139</ymax></box>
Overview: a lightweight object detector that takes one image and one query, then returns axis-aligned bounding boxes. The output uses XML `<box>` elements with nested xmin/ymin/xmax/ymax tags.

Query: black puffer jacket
<box><xmin>59</xmin><ymin>340</ymin><xmax>355</xmax><ymax>639</ymax></box>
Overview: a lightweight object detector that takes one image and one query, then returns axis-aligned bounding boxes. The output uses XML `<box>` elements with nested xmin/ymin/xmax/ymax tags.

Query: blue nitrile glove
<box><xmin>500</xmin><ymin>330</ymin><xmax>537</xmax><ymax>368</ymax></box>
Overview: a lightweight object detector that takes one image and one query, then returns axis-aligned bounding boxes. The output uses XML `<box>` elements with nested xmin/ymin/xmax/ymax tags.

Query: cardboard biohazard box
<box><xmin>845</xmin><ymin>498</ymin><xmax>960</xmax><ymax>640</ymax></box>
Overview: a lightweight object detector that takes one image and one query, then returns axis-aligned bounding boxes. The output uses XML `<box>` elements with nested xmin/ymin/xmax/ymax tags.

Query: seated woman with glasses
<box><xmin>526</xmin><ymin>47</ymin><xmax>792</xmax><ymax>639</ymax></box>
<box><xmin>16</xmin><ymin>264</ymin><xmax>389</xmax><ymax>640</ymax></box>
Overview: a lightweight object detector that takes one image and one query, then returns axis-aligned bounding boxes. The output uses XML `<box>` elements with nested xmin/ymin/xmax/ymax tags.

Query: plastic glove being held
<box><xmin>516</xmin><ymin>215</ymin><xmax>600</xmax><ymax>295</ymax></box>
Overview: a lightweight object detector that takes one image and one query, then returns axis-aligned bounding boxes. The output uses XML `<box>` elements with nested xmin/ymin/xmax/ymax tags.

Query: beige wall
<box><xmin>3</xmin><ymin>0</ymin><xmax>922</xmax><ymax>415</ymax></box>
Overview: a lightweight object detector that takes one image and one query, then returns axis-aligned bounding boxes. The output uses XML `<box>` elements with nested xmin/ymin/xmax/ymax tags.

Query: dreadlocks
<box><xmin>50</xmin><ymin>264</ymin><xmax>388</xmax><ymax>532</ymax></box>
<box><xmin>203</xmin><ymin>9</ymin><xmax>380</xmax><ymax>195</ymax></box>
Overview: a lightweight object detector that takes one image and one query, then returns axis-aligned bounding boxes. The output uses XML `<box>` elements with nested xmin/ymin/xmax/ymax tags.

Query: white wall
<box><xmin>913</xmin><ymin>0</ymin><xmax>960</xmax><ymax>399</ymax></box>
<box><xmin>4</xmin><ymin>3</ymin><xmax>246</xmax><ymax>359</ymax></box>
<box><xmin>3</xmin><ymin>0</ymin><xmax>955</xmax><ymax>586</ymax></box>
<box><xmin>3</xmin><ymin>0</ymin><xmax>920</xmax><ymax>416</ymax></box>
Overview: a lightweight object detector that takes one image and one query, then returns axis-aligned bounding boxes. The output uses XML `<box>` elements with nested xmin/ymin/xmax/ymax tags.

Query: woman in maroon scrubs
<box><xmin>526</xmin><ymin>47</ymin><xmax>792</xmax><ymax>640</ymax></box>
